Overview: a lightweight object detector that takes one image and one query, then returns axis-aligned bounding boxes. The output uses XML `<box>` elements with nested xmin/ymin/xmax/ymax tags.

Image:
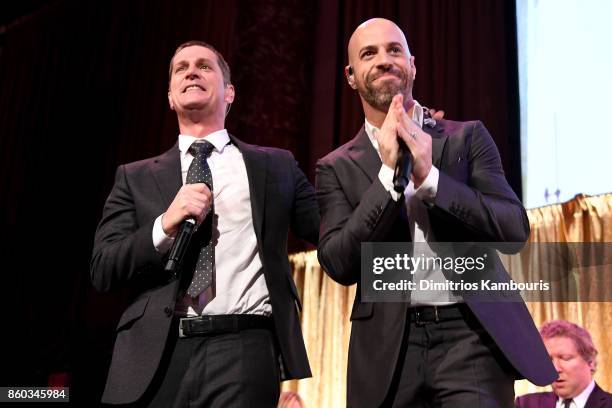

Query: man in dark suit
<box><xmin>91</xmin><ymin>40</ymin><xmax>319</xmax><ymax>407</ymax></box>
<box><xmin>316</xmin><ymin>18</ymin><xmax>557</xmax><ymax>407</ymax></box>
<box><xmin>516</xmin><ymin>320</ymin><xmax>612</xmax><ymax>408</ymax></box>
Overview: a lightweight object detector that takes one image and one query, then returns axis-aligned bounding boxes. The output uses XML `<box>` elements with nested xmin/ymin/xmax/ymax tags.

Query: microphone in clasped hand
<box><xmin>164</xmin><ymin>217</ymin><xmax>196</xmax><ymax>274</ymax></box>
<box><xmin>164</xmin><ymin>181</ymin><xmax>212</xmax><ymax>274</ymax></box>
<box><xmin>393</xmin><ymin>139</ymin><xmax>412</xmax><ymax>193</ymax></box>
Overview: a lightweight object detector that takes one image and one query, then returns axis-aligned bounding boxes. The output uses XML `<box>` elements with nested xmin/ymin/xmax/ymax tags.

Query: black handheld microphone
<box><xmin>164</xmin><ymin>179</ymin><xmax>212</xmax><ymax>274</ymax></box>
<box><xmin>393</xmin><ymin>140</ymin><xmax>412</xmax><ymax>193</ymax></box>
<box><xmin>164</xmin><ymin>218</ymin><xmax>196</xmax><ymax>274</ymax></box>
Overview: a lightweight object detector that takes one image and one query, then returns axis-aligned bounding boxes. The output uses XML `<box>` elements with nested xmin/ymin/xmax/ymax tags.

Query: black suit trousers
<box><xmin>133</xmin><ymin>322</ymin><xmax>281</xmax><ymax>408</ymax></box>
<box><xmin>383</xmin><ymin>308</ymin><xmax>516</xmax><ymax>408</ymax></box>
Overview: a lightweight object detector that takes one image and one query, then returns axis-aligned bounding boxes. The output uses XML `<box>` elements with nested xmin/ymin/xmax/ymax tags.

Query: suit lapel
<box><xmin>423</xmin><ymin>122</ymin><xmax>447</xmax><ymax>170</ymax></box>
<box><xmin>150</xmin><ymin>143</ymin><xmax>182</xmax><ymax>208</ymax></box>
<box><xmin>585</xmin><ymin>383</ymin><xmax>607</xmax><ymax>408</ymax></box>
<box><xmin>348</xmin><ymin>127</ymin><xmax>381</xmax><ymax>183</ymax></box>
<box><xmin>229</xmin><ymin>134</ymin><xmax>267</xmax><ymax>242</ymax></box>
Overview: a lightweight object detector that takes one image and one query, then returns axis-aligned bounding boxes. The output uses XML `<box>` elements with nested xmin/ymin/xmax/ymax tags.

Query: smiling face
<box><xmin>545</xmin><ymin>336</ymin><xmax>595</xmax><ymax>399</ymax></box>
<box><xmin>167</xmin><ymin>45</ymin><xmax>234</xmax><ymax>119</ymax></box>
<box><xmin>346</xmin><ymin>18</ymin><xmax>416</xmax><ymax>112</ymax></box>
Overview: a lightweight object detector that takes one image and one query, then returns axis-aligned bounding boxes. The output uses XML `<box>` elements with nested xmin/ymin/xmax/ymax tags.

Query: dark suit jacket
<box><xmin>316</xmin><ymin>120</ymin><xmax>557</xmax><ymax>408</ymax></box>
<box><xmin>515</xmin><ymin>383</ymin><xmax>612</xmax><ymax>407</ymax></box>
<box><xmin>90</xmin><ymin>135</ymin><xmax>319</xmax><ymax>404</ymax></box>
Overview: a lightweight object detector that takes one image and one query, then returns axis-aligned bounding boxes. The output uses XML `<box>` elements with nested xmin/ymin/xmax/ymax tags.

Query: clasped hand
<box><xmin>377</xmin><ymin>94</ymin><xmax>433</xmax><ymax>188</ymax></box>
<box><xmin>162</xmin><ymin>183</ymin><xmax>213</xmax><ymax>236</ymax></box>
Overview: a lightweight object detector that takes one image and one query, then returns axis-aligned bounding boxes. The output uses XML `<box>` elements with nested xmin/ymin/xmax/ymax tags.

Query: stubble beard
<box><xmin>360</xmin><ymin>69</ymin><xmax>412</xmax><ymax>112</ymax></box>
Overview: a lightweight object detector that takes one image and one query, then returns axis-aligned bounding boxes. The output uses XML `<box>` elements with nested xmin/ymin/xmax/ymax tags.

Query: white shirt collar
<box><xmin>364</xmin><ymin>99</ymin><xmax>424</xmax><ymax>151</ymax></box>
<box><xmin>178</xmin><ymin>129</ymin><xmax>230</xmax><ymax>157</ymax></box>
<box><xmin>558</xmin><ymin>379</ymin><xmax>596</xmax><ymax>408</ymax></box>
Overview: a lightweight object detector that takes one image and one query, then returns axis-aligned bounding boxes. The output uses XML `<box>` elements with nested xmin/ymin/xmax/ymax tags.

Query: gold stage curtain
<box><xmin>515</xmin><ymin>193</ymin><xmax>612</xmax><ymax>396</ymax></box>
<box><xmin>282</xmin><ymin>193</ymin><xmax>612</xmax><ymax>407</ymax></box>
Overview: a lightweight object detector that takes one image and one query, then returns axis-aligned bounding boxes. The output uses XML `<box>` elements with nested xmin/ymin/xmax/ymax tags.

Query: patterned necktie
<box><xmin>563</xmin><ymin>399</ymin><xmax>573</xmax><ymax>408</ymax></box>
<box><xmin>186</xmin><ymin>140</ymin><xmax>215</xmax><ymax>297</ymax></box>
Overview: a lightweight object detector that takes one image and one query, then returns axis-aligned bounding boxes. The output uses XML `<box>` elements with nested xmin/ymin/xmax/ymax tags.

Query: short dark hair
<box><xmin>168</xmin><ymin>40</ymin><xmax>231</xmax><ymax>85</ymax></box>
<box><xmin>540</xmin><ymin>320</ymin><xmax>598</xmax><ymax>370</ymax></box>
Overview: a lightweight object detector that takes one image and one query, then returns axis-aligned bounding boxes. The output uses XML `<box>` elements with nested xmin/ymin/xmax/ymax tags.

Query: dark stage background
<box><xmin>0</xmin><ymin>0</ymin><xmax>520</xmax><ymax>404</ymax></box>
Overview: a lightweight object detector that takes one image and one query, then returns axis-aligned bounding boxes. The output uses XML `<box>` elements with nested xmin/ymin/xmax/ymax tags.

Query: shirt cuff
<box><xmin>153</xmin><ymin>214</ymin><xmax>174</xmax><ymax>254</ymax></box>
<box><xmin>414</xmin><ymin>166</ymin><xmax>439</xmax><ymax>204</ymax></box>
<box><xmin>378</xmin><ymin>164</ymin><xmax>401</xmax><ymax>201</ymax></box>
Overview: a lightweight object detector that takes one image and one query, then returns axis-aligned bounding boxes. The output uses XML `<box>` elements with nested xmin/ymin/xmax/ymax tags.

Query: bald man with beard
<box><xmin>315</xmin><ymin>18</ymin><xmax>556</xmax><ymax>407</ymax></box>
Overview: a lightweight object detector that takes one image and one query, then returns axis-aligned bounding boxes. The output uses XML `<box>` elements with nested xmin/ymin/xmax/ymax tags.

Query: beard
<box><xmin>359</xmin><ymin>68</ymin><xmax>412</xmax><ymax>112</ymax></box>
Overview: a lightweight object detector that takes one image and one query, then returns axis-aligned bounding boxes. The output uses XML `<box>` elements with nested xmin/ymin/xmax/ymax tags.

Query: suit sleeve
<box><xmin>90</xmin><ymin>165</ymin><xmax>165</xmax><ymax>293</ymax></box>
<box><xmin>315</xmin><ymin>158</ymin><xmax>403</xmax><ymax>285</ymax></box>
<box><xmin>289</xmin><ymin>155</ymin><xmax>320</xmax><ymax>246</ymax></box>
<box><xmin>432</xmin><ymin>121</ymin><xmax>530</xmax><ymax>249</ymax></box>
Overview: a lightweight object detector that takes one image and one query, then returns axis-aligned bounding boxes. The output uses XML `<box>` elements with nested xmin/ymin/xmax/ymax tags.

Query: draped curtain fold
<box><xmin>285</xmin><ymin>193</ymin><xmax>612</xmax><ymax>407</ymax></box>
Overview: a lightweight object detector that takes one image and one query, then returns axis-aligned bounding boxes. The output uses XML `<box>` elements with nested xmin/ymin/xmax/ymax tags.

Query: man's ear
<box><xmin>410</xmin><ymin>55</ymin><xmax>416</xmax><ymax>80</ymax></box>
<box><xmin>168</xmin><ymin>91</ymin><xmax>174</xmax><ymax>110</ymax></box>
<box><xmin>224</xmin><ymin>84</ymin><xmax>235</xmax><ymax>104</ymax></box>
<box><xmin>589</xmin><ymin>359</ymin><xmax>596</xmax><ymax>373</ymax></box>
<box><xmin>345</xmin><ymin>65</ymin><xmax>357</xmax><ymax>89</ymax></box>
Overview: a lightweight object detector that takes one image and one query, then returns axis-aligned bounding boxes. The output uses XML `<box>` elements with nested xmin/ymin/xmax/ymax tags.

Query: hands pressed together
<box><xmin>377</xmin><ymin>94</ymin><xmax>433</xmax><ymax>189</ymax></box>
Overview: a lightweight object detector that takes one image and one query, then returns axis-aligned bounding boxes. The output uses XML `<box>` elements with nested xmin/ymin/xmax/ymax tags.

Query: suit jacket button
<box><xmin>164</xmin><ymin>306</ymin><xmax>173</xmax><ymax>317</ymax></box>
